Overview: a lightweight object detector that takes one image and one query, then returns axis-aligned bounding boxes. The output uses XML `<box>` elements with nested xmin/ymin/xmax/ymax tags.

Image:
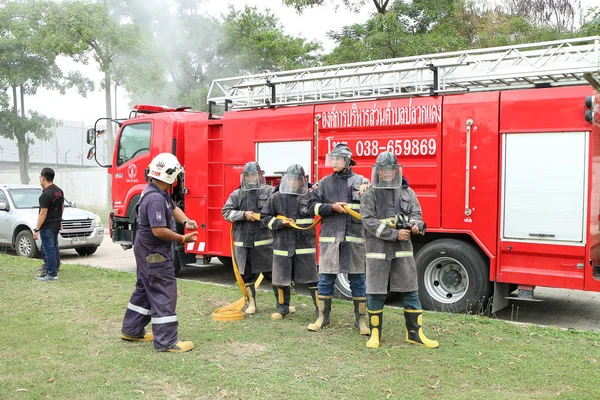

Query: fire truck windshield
<box><xmin>117</xmin><ymin>122</ymin><xmax>151</xmax><ymax>166</ymax></box>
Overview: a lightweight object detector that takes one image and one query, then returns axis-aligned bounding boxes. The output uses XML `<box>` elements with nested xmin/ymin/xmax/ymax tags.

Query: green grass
<box><xmin>1</xmin><ymin>254</ymin><xmax>599</xmax><ymax>400</ymax></box>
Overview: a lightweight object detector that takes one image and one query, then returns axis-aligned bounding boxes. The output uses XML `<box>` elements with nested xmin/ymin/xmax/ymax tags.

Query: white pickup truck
<box><xmin>0</xmin><ymin>184</ymin><xmax>104</xmax><ymax>257</ymax></box>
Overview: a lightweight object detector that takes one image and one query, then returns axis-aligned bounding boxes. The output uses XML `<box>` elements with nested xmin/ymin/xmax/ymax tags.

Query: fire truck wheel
<box><xmin>333</xmin><ymin>273</ymin><xmax>352</xmax><ymax>300</ymax></box>
<box><xmin>416</xmin><ymin>239</ymin><xmax>492</xmax><ymax>313</ymax></box>
<box><xmin>217</xmin><ymin>256</ymin><xmax>233</xmax><ymax>268</ymax></box>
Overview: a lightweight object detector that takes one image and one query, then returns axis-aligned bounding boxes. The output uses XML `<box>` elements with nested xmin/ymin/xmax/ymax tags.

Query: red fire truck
<box><xmin>87</xmin><ymin>36</ymin><xmax>600</xmax><ymax>313</ymax></box>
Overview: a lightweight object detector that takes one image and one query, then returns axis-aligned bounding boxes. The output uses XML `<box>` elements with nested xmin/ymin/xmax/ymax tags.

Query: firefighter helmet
<box><xmin>280</xmin><ymin>164</ymin><xmax>308</xmax><ymax>195</ymax></box>
<box><xmin>372</xmin><ymin>151</ymin><xmax>402</xmax><ymax>189</ymax></box>
<box><xmin>148</xmin><ymin>153</ymin><xmax>183</xmax><ymax>185</ymax></box>
<box><xmin>240</xmin><ymin>161</ymin><xmax>266</xmax><ymax>191</ymax></box>
<box><xmin>326</xmin><ymin>143</ymin><xmax>356</xmax><ymax>168</ymax></box>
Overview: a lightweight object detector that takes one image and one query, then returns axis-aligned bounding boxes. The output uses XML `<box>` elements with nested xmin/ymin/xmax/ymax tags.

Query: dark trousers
<box><xmin>122</xmin><ymin>246</ymin><xmax>179</xmax><ymax>350</ymax></box>
<box><xmin>40</xmin><ymin>228</ymin><xmax>59</xmax><ymax>276</ymax></box>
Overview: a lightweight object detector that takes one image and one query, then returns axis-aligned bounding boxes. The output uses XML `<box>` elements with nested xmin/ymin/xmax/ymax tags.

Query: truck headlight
<box><xmin>94</xmin><ymin>214</ymin><xmax>102</xmax><ymax>227</ymax></box>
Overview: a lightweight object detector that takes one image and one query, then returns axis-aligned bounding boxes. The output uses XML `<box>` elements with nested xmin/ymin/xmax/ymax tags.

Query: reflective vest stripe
<box><xmin>314</xmin><ymin>203</ymin><xmax>322</xmax><ymax>216</ymax></box>
<box><xmin>346</xmin><ymin>203</ymin><xmax>360</xmax><ymax>210</ymax></box>
<box><xmin>254</xmin><ymin>239</ymin><xmax>273</xmax><ymax>247</ymax></box>
<box><xmin>295</xmin><ymin>218</ymin><xmax>315</xmax><ymax>224</ymax></box>
<box><xmin>268</xmin><ymin>217</ymin><xmax>277</xmax><ymax>230</ymax></box>
<box><xmin>295</xmin><ymin>248</ymin><xmax>317</xmax><ymax>254</ymax></box>
<box><xmin>375</xmin><ymin>223</ymin><xmax>386</xmax><ymax>238</ymax></box>
<box><xmin>127</xmin><ymin>302</ymin><xmax>151</xmax><ymax>315</ymax></box>
<box><xmin>366</xmin><ymin>253</ymin><xmax>386</xmax><ymax>259</ymax></box>
<box><xmin>273</xmin><ymin>249</ymin><xmax>289</xmax><ymax>256</ymax></box>
<box><xmin>395</xmin><ymin>251</ymin><xmax>413</xmax><ymax>257</ymax></box>
<box><xmin>345</xmin><ymin>236</ymin><xmax>365</xmax><ymax>243</ymax></box>
<box><xmin>319</xmin><ymin>237</ymin><xmax>336</xmax><ymax>243</ymax></box>
<box><xmin>234</xmin><ymin>241</ymin><xmax>244</xmax><ymax>247</ymax></box>
<box><xmin>151</xmin><ymin>315</ymin><xmax>178</xmax><ymax>324</ymax></box>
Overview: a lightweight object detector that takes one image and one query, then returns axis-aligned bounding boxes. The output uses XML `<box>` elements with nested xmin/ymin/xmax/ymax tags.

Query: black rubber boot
<box><xmin>353</xmin><ymin>297</ymin><xmax>370</xmax><ymax>335</ymax></box>
<box><xmin>404</xmin><ymin>309</ymin><xmax>439</xmax><ymax>349</ymax></box>
<box><xmin>366</xmin><ymin>309</ymin><xmax>383</xmax><ymax>349</ymax></box>
<box><xmin>309</xmin><ymin>286</ymin><xmax>318</xmax><ymax>319</ymax></box>
<box><xmin>271</xmin><ymin>286</ymin><xmax>290</xmax><ymax>320</ymax></box>
<box><xmin>307</xmin><ymin>296</ymin><xmax>332</xmax><ymax>331</ymax></box>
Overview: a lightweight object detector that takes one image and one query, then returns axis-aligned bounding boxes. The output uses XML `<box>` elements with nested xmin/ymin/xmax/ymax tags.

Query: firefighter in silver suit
<box><xmin>360</xmin><ymin>151</ymin><xmax>439</xmax><ymax>349</ymax></box>
<box><xmin>222</xmin><ymin>162</ymin><xmax>275</xmax><ymax>315</ymax></box>
<box><xmin>307</xmin><ymin>143</ymin><xmax>370</xmax><ymax>335</ymax></box>
<box><xmin>260</xmin><ymin>164</ymin><xmax>319</xmax><ymax>320</ymax></box>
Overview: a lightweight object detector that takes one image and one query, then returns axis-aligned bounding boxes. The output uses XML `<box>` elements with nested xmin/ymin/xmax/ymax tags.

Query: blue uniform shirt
<box><xmin>135</xmin><ymin>181</ymin><xmax>176</xmax><ymax>261</ymax></box>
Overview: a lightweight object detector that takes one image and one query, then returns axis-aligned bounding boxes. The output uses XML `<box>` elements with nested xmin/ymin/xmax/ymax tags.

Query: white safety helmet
<box><xmin>147</xmin><ymin>153</ymin><xmax>183</xmax><ymax>185</ymax></box>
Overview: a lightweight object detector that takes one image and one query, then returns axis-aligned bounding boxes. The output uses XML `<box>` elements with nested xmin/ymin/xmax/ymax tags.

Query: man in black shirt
<box><xmin>34</xmin><ymin>167</ymin><xmax>64</xmax><ymax>281</ymax></box>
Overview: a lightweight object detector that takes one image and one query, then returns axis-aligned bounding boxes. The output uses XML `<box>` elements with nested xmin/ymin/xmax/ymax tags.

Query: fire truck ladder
<box><xmin>207</xmin><ymin>36</ymin><xmax>600</xmax><ymax>110</ymax></box>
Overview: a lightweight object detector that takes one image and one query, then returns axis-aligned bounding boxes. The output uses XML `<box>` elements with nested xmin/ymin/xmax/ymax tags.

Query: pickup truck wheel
<box><xmin>416</xmin><ymin>239</ymin><xmax>492</xmax><ymax>314</ymax></box>
<box><xmin>15</xmin><ymin>230</ymin><xmax>40</xmax><ymax>258</ymax></box>
<box><xmin>75</xmin><ymin>246</ymin><xmax>98</xmax><ymax>256</ymax></box>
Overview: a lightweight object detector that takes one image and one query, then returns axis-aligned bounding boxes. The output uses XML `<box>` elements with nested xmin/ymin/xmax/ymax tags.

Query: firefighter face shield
<box><xmin>325</xmin><ymin>143</ymin><xmax>356</xmax><ymax>170</ymax></box>
<box><xmin>280</xmin><ymin>173</ymin><xmax>308</xmax><ymax>195</ymax></box>
<box><xmin>372</xmin><ymin>165</ymin><xmax>402</xmax><ymax>189</ymax></box>
<box><xmin>241</xmin><ymin>171</ymin><xmax>266</xmax><ymax>191</ymax></box>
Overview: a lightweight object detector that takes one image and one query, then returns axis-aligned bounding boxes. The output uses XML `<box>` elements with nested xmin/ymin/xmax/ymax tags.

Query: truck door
<box><xmin>110</xmin><ymin>121</ymin><xmax>153</xmax><ymax>219</ymax></box>
<box><xmin>499</xmin><ymin>131</ymin><xmax>587</xmax><ymax>289</ymax></box>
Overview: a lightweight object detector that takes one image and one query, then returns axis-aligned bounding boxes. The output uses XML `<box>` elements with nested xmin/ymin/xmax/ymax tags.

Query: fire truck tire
<box><xmin>416</xmin><ymin>239</ymin><xmax>492</xmax><ymax>313</ymax></box>
<box><xmin>217</xmin><ymin>256</ymin><xmax>233</xmax><ymax>268</ymax></box>
<box><xmin>333</xmin><ymin>273</ymin><xmax>352</xmax><ymax>300</ymax></box>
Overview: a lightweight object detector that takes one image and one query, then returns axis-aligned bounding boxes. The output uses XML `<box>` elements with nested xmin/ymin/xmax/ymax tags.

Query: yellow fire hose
<box><xmin>211</xmin><ymin>205</ymin><xmax>360</xmax><ymax>321</ymax></box>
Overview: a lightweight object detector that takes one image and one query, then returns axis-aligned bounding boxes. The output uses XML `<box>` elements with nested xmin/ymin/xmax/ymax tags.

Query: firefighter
<box><xmin>307</xmin><ymin>143</ymin><xmax>370</xmax><ymax>335</ymax></box>
<box><xmin>260</xmin><ymin>164</ymin><xmax>319</xmax><ymax>321</ymax></box>
<box><xmin>360</xmin><ymin>151</ymin><xmax>439</xmax><ymax>349</ymax></box>
<box><xmin>121</xmin><ymin>153</ymin><xmax>198</xmax><ymax>353</ymax></box>
<box><xmin>222</xmin><ymin>162</ymin><xmax>275</xmax><ymax>315</ymax></box>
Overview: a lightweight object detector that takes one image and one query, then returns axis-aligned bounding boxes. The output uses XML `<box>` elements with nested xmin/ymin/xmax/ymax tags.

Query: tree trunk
<box><xmin>105</xmin><ymin>69</ymin><xmax>113</xmax><ymax>209</ymax></box>
<box><xmin>18</xmin><ymin>85</ymin><xmax>30</xmax><ymax>184</ymax></box>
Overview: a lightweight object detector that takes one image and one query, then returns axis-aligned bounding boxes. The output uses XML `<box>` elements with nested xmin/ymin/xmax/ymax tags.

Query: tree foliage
<box><xmin>0</xmin><ymin>0</ymin><xmax>84</xmax><ymax>183</ymax></box>
<box><xmin>323</xmin><ymin>0</ymin><xmax>582</xmax><ymax>65</ymax></box>
<box><xmin>218</xmin><ymin>6</ymin><xmax>321</xmax><ymax>74</ymax></box>
<box><xmin>282</xmin><ymin>0</ymin><xmax>391</xmax><ymax>14</ymax></box>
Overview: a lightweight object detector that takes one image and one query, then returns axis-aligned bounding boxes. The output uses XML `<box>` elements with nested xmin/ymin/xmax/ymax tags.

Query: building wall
<box><xmin>0</xmin><ymin>119</ymin><xmax>110</xmax><ymax>166</ymax></box>
<box><xmin>0</xmin><ymin>166</ymin><xmax>110</xmax><ymax>209</ymax></box>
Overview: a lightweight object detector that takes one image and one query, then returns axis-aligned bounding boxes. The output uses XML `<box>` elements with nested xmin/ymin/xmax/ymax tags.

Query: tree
<box><xmin>217</xmin><ymin>6</ymin><xmax>322</xmax><ymax>74</ymax></box>
<box><xmin>282</xmin><ymin>0</ymin><xmax>391</xmax><ymax>14</ymax></box>
<box><xmin>323</xmin><ymin>0</ymin><xmax>581</xmax><ymax>66</ymax></box>
<box><xmin>0</xmin><ymin>0</ymin><xmax>90</xmax><ymax>183</ymax></box>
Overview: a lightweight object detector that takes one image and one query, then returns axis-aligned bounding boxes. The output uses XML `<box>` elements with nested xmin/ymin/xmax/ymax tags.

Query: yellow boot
<box><xmin>366</xmin><ymin>309</ymin><xmax>383</xmax><ymax>349</ymax></box>
<box><xmin>244</xmin><ymin>282</ymin><xmax>256</xmax><ymax>315</ymax></box>
<box><xmin>404</xmin><ymin>309</ymin><xmax>439</xmax><ymax>349</ymax></box>
<box><xmin>163</xmin><ymin>341</ymin><xmax>194</xmax><ymax>353</ymax></box>
<box><xmin>307</xmin><ymin>296</ymin><xmax>332</xmax><ymax>331</ymax></box>
<box><xmin>120</xmin><ymin>332</ymin><xmax>154</xmax><ymax>342</ymax></box>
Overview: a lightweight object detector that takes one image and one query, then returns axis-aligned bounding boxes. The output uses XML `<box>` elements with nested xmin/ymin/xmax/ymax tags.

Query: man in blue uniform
<box><xmin>121</xmin><ymin>153</ymin><xmax>198</xmax><ymax>353</ymax></box>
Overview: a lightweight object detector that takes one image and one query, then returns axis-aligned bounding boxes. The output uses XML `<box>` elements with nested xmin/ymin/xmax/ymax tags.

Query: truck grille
<box><xmin>61</xmin><ymin>219</ymin><xmax>93</xmax><ymax>238</ymax></box>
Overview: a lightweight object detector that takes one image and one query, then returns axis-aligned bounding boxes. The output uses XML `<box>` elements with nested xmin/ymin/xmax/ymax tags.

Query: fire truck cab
<box><xmin>88</xmin><ymin>36</ymin><xmax>600</xmax><ymax>312</ymax></box>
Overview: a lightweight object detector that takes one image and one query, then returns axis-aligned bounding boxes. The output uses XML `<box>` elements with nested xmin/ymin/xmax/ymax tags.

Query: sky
<box><xmin>25</xmin><ymin>1</ymin><xmax>371</xmax><ymax>126</ymax></box>
<box><xmin>23</xmin><ymin>0</ymin><xmax>597</xmax><ymax>127</ymax></box>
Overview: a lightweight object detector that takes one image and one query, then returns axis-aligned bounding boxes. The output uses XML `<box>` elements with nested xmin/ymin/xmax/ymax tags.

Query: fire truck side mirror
<box><xmin>86</xmin><ymin>128</ymin><xmax>96</xmax><ymax>145</ymax></box>
<box><xmin>87</xmin><ymin>146</ymin><xmax>96</xmax><ymax>160</ymax></box>
<box><xmin>585</xmin><ymin>96</ymin><xmax>594</xmax><ymax>124</ymax></box>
